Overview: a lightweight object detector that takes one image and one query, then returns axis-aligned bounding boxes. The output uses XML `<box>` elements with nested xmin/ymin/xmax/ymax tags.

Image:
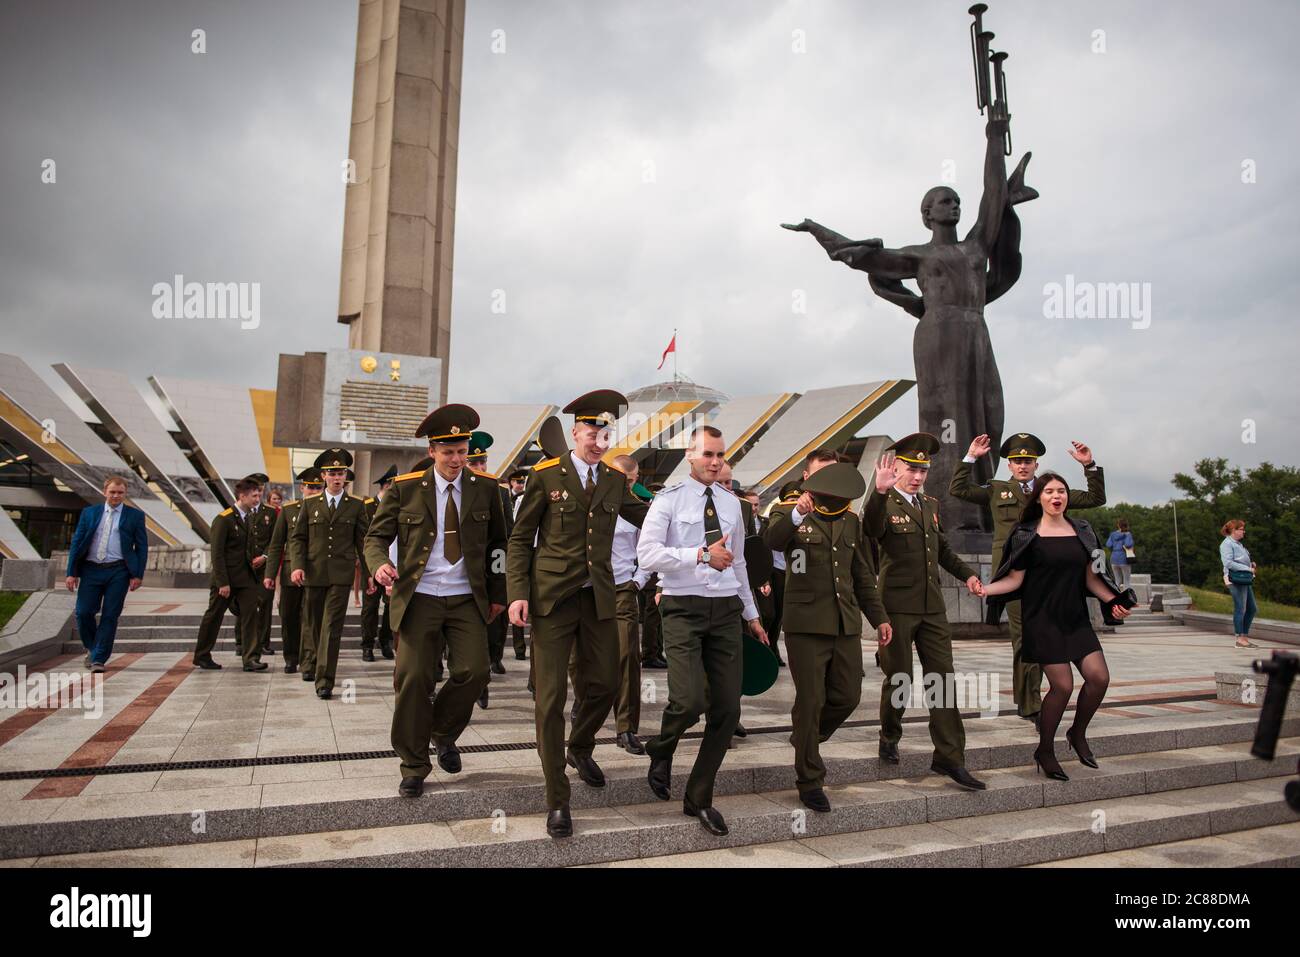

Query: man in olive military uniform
<box><xmin>864</xmin><ymin>433</ymin><xmax>986</xmax><ymax>790</ymax></box>
<box><xmin>290</xmin><ymin>448</ymin><xmax>371</xmax><ymax>699</ymax></box>
<box><xmin>506</xmin><ymin>469</ymin><xmax>530</xmax><ymax>660</ymax></box>
<box><xmin>263</xmin><ymin>468</ymin><xmax>322</xmax><ymax>674</ymax></box>
<box><xmin>949</xmin><ymin>432</ymin><xmax>1105</xmax><ymax>725</ymax></box>
<box><xmin>507</xmin><ymin>390</ymin><xmax>648</xmax><ymax>839</ymax></box>
<box><xmin>360</xmin><ymin>465</ymin><xmax>398</xmax><ymax>662</ymax></box>
<box><xmin>365</xmin><ymin>405</ymin><xmax>508</xmax><ymax>797</ymax></box>
<box><xmin>467</xmin><ymin>432</ymin><xmax>512</xmax><ymax>678</ymax></box>
<box><xmin>765</xmin><ymin>462</ymin><xmax>892</xmax><ymax>811</ymax></box>
<box><xmin>242</xmin><ymin>473</ymin><xmax>278</xmax><ymax>657</ymax></box>
<box><xmin>193</xmin><ymin>477</ymin><xmax>267</xmax><ymax>671</ymax></box>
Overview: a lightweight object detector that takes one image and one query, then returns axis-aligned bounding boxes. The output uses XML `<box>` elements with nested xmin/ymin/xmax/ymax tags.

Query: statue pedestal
<box><xmin>942</xmin><ymin>551</ymin><xmax>1005</xmax><ymax>639</ymax></box>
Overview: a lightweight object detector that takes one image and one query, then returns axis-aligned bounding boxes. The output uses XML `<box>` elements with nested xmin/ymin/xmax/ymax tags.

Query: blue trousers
<box><xmin>75</xmin><ymin>562</ymin><xmax>130</xmax><ymax>664</ymax></box>
<box><xmin>1229</xmin><ymin>583</ymin><xmax>1257</xmax><ymax>635</ymax></box>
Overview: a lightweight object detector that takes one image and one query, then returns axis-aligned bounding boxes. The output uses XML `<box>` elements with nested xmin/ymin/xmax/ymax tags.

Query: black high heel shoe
<box><xmin>1033</xmin><ymin>747</ymin><xmax>1069</xmax><ymax>781</ymax></box>
<box><xmin>1066</xmin><ymin>727</ymin><xmax>1099</xmax><ymax>768</ymax></box>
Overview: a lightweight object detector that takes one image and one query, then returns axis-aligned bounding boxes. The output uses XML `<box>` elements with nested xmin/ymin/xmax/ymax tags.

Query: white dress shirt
<box><xmin>569</xmin><ymin>451</ymin><xmax>600</xmax><ymax>490</ymax></box>
<box><xmin>636</xmin><ymin>476</ymin><xmax>759</xmax><ymax>621</ymax></box>
<box><xmin>611</xmin><ymin>515</ymin><xmax>649</xmax><ymax>588</ymax></box>
<box><xmin>415</xmin><ymin>470</ymin><xmax>471</xmax><ymax>597</ymax></box>
<box><xmin>323</xmin><ymin>491</ymin><xmax>344</xmax><ymax>510</ymax></box>
<box><xmin>91</xmin><ymin>503</ymin><xmax>124</xmax><ymax>563</ymax></box>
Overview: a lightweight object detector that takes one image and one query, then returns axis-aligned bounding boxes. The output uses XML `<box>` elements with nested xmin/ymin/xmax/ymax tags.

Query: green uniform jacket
<box><xmin>764</xmin><ymin>504</ymin><xmax>888</xmax><ymax>634</ymax></box>
<box><xmin>247</xmin><ymin>503</ymin><xmax>277</xmax><ymax>562</ymax></box>
<box><xmin>289</xmin><ymin>493</ymin><xmax>369</xmax><ymax>586</ymax></box>
<box><xmin>506</xmin><ymin>456</ymin><xmax>647</xmax><ymax>620</ymax></box>
<box><xmin>265</xmin><ymin>499</ymin><xmax>307</xmax><ymax>585</ymax></box>
<box><xmin>948</xmin><ymin>460</ymin><xmax>1106</xmax><ymax>565</ymax></box>
<box><xmin>208</xmin><ymin>508</ymin><xmax>256</xmax><ymax>590</ymax></box>
<box><xmin>862</xmin><ymin>487</ymin><xmax>976</xmax><ymax>616</ymax></box>
<box><xmin>363</xmin><ymin>466</ymin><xmax>508</xmax><ymax>633</ymax></box>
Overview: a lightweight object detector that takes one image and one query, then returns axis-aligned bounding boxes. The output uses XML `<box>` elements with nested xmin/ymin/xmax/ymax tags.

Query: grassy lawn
<box><xmin>0</xmin><ymin>591</ymin><xmax>30</xmax><ymax>631</ymax></box>
<box><xmin>1186</xmin><ymin>585</ymin><xmax>1300</xmax><ymax>624</ymax></box>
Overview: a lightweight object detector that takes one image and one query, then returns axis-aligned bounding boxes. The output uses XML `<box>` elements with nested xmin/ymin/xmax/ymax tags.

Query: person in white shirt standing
<box><xmin>637</xmin><ymin>425</ymin><xmax>768</xmax><ymax>836</ymax></box>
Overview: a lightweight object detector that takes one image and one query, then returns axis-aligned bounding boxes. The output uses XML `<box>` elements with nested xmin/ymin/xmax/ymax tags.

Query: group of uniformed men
<box><xmin>190</xmin><ymin>388</ymin><xmax>1104</xmax><ymax>840</ymax></box>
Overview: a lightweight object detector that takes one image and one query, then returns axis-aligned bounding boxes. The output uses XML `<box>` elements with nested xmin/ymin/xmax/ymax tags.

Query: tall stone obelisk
<box><xmin>337</xmin><ymin>0</ymin><xmax>464</xmax><ymax>488</ymax></box>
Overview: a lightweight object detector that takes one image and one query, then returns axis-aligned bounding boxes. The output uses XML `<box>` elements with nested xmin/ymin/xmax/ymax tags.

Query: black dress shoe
<box><xmin>242</xmin><ymin>662</ymin><xmax>269</xmax><ymax>672</ymax></box>
<box><xmin>262</xmin><ymin>645</ymin><xmax>275</xmax><ymax>655</ymax></box>
<box><xmin>776</xmin><ymin>656</ymin><xmax>787</xmax><ymax>667</ymax></box>
<box><xmin>878</xmin><ymin>741</ymin><xmax>900</xmax><ymax>764</ymax></box>
<box><xmin>194</xmin><ymin>658</ymin><xmax>222</xmax><ymax>670</ymax></box>
<box><xmin>617</xmin><ymin>732</ymin><xmax>646</xmax><ymax>755</ymax></box>
<box><xmin>647</xmin><ymin>756</ymin><xmax>671</xmax><ymax>800</ymax></box>
<box><xmin>490</xmin><ymin>660</ymin><xmax>506</xmax><ymax>675</ymax></box>
<box><xmin>800</xmin><ymin>787</ymin><xmax>831</xmax><ymax>813</ymax></box>
<box><xmin>566</xmin><ymin>752</ymin><xmax>605</xmax><ymax>788</ymax></box>
<box><xmin>316</xmin><ymin>688</ymin><xmax>332</xmax><ymax>700</ymax></box>
<box><xmin>361</xmin><ymin>648</ymin><xmax>376</xmax><ymax>662</ymax></box>
<box><xmin>435</xmin><ymin>742</ymin><xmax>462</xmax><ymax>774</ymax></box>
<box><xmin>514</xmin><ymin>652</ymin><xmax>527</xmax><ymax>661</ymax></box>
<box><xmin>398</xmin><ymin>776</ymin><xmax>423</xmax><ymax>798</ymax></box>
<box><xmin>931</xmin><ymin>762</ymin><xmax>987</xmax><ymax>790</ymax></box>
<box><xmin>733</xmin><ymin>722</ymin><xmax>748</xmax><ymax>738</ymax></box>
<box><xmin>301</xmin><ymin>670</ymin><xmax>314</xmax><ymax>682</ymax></box>
<box><xmin>380</xmin><ymin>644</ymin><xmax>394</xmax><ymax>660</ymax></box>
<box><xmin>645</xmin><ymin>656</ymin><xmax>668</xmax><ymax>669</ymax></box>
<box><xmin>477</xmin><ymin>686</ymin><xmax>489</xmax><ymax>709</ymax></box>
<box><xmin>546</xmin><ymin>806</ymin><xmax>572</xmax><ymax>839</ymax></box>
<box><xmin>683</xmin><ymin>798</ymin><xmax>728</xmax><ymax>836</ymax></box>
<box><xmin>284</xmin><ymin>663</ymin><xmax>297</xmax><ymax>674</ymax></box>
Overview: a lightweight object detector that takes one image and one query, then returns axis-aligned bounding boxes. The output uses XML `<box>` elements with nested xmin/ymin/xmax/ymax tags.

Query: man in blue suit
<box><xmin>64</xmin><ymin>476</ymin><xmax>148</xmax><ymax>672</ymax></box>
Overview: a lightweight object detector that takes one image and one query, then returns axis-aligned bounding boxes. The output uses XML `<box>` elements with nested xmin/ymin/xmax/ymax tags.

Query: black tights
<box><xmin>1039</xmin><ymin>650</ymin><xmax>1110</xmax><ymax>755</ymax></box>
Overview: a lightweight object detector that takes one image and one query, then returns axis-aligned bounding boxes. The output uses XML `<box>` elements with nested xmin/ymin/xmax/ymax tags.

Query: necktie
<box><xmin>328</xmin><ymin>496</ymin><xmax>337</xmax><ymax>515</ymax></box>
<box><xmin>584</xmin><ymin>467</ymin><xmax>596</xmax><ymax>497</ymax></box>
<box><xmin>97</xmin><ymin>507</ymin><xmax>112</xmax><ymax>561</ymax></box>
<box><xmin>703</xmin><ymin>487</ymin><xmax>723</xmax><ymax>547</ymax></box>
<box><xmin>443</xmin><ymin>485</ymin><xmax>461</xmax><ymax>564</ymax></box>
<box><xmin>1022</xmin><ymin>483</ymin><xmax>1032</xmax><ymax>496</ymax></box>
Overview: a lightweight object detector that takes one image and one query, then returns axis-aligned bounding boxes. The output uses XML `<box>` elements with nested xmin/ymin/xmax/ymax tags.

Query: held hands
<box><xmin>747</xmin><ymin>618</ymin><xmax>769</xmax><ymax>645</ymax></box>
<box><xmin>374</xmin><ymin>563</ymin><xmax>398</xmax><ymax>588</ymax></box>
<box><xmin>967</xmin><ymin>434</ymin><xmax>992</xmax><ymax>459</ymax></box>
<box><xmin>508</xmin><ymin>599</ymin><xmax>529</xmax><ymax>627</ymax></box>
<box><xmin>1111</xmin><ymin>604</ymin><xmax>1132</xmax><ymax>620</ymax></box>
<box><xmin>874</xmin><ymin>453</ymin><xmax>898</xmax><ymax>492</ymax></box>
<box><xmin>877</xmin><ymin>622</ymin><xmax>893</xmax><ymax>647</ymax></box>
<box><xmin>705</xmin><ymin>533</ymin><xmax>733</xmax><ymax>571</ymax></box>
<box><xmin>1067</xmin><ymin>441</ymin><xmax>1094</xmax><ymax>467</ymax></box>
<box><xmin>966</xmin><ymin>576</ymin><xmax>985</xmax><ymax>597</ymax></box>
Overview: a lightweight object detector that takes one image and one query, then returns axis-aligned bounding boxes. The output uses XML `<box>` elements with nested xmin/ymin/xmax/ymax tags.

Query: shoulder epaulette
<box><xmin>220</xmin><ymin>507</ymin><xmax>233</xmax><ymax>516</ymax></box>
<box><xmin>606</xmin><ymin>460</ymin><xmax>627</xmax><ymax>476</ymax></box>
<box><xmin>364</xmin><ymin>497</ymin><xmax>375</xmax><ymax>504</ymax></box>
<box><xmin>395</xmin><ymin>471</ymin><xmax>424</xmax><ymax>482</ymax></box>
<box><xmin>715</xmin><ymin>484</ymin><xmax>737</xmax><ymax>497</ymax></box>
<box><xmin>533</xmin><ymin>457</ymin><xmax>561</xmax><ymax>472</ymax></box>
<box><xmin>657</xmin><ymin>481</ymin><xmax>684</xmax><ymax>494</ymax></box>
<box><xmin>469</xmin><ymin>468</ymin><xmax>495</xmax><ymax>480</ymax></box>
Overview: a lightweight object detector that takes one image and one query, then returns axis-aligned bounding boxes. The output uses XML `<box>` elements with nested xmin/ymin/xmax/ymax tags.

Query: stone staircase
<box><xmin>68</xmin><ymin>613</ymin><xmax>363</xmax><ymax>655</ymax></box>
<box><xmin>4</xmin><ymin>711</ymin><xmax>1297</xmax><ymax>868</ymax></box>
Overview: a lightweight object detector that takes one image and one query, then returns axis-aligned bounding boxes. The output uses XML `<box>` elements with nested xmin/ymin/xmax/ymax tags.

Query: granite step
<box><xmin>11</xmin><ymin>743</ymin><xmax>1297</xmax><ymax>868</ymax></box>
<box><xmin>579</xmin><ymin>781</ymin><xmax>1298</xmax><ymax>869</ymax></box>
<box><xmin>1</xmin><ymin>714</ymin><xmax>1294</xmax><ymax>862</ymax></box>
<box><xmin>1026</xmin><ymin>820</ymin><xmax>1300</xmax><ymax>867</ymax></box>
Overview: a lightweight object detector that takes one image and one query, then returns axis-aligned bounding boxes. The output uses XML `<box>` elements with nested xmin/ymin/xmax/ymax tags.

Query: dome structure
<box><xmin>624</xmin><ymin>378</ymin><xmax>730</xmax><ymax>405</ymax></box>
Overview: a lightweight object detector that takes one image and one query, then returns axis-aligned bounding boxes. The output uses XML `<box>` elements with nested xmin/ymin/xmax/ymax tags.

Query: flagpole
<box><xmin>672</xmin><ymin>327</ymin><xmax>678</xmax><ymax>384</ymax></box>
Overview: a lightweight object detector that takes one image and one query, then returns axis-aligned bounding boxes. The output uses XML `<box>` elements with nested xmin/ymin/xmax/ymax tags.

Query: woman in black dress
<box><xmin>980</xmin><ymin>473</ymin><xmax>1134</xmax><ymax>780</ymax></box>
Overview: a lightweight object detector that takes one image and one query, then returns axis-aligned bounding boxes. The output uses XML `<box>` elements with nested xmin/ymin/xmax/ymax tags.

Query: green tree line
<box><xmin>1074</xmin><ymin>458</ymin><xmax>1300</xmax><ymax>606</ymax></box>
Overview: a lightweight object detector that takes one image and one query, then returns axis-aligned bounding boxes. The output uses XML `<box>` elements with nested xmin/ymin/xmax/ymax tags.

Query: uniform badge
<box><xmin>550</xmin><ymin>490</ymin><xmax>562</xmax><ymax>502</ymax></box>
<box><xmin>706</xmin><ymin>508</ymin><xmax>714</xmax><ymax>517</ymax></box>
<box><xmin>561</xmin><ymin>490</ymin><xmax>569</xmax><ymax>500</ymax></box>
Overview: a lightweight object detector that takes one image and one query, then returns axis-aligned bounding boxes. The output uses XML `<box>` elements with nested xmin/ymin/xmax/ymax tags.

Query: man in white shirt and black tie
<box><xmin>637</xmin><ymin>425</ymin><xmax>768</xmax><ymax>836</ymax></box>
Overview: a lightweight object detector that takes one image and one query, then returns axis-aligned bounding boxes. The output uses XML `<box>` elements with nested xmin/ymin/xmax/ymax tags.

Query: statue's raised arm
<box><xmin>968</xmin><ymin>109</ymin><xmax>1010</xmax><ymax>255</ymax></box>
<box><xmin>780</xmin><ymin>219</ymin><xmax>920</xmax><ymax>280</ymax></box>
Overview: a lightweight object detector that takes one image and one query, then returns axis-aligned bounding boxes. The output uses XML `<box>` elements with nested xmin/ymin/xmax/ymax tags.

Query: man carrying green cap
<box><xmin>263</xmin><ymin>467</ymin><xmax>322</xmax><ymax>673</ymax></box>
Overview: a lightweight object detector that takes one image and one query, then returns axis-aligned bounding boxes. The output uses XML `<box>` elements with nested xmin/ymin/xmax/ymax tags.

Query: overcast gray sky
<box><xmin>2</xmin><ymin>0</ymin><xmax>1295</xmax><ymax>505</ymax></box>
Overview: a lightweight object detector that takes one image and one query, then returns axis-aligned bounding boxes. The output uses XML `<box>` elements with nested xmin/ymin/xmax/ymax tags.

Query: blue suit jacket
<box><xmin>67</xmin><ymin>503</ymin><xmax>148</xmax><ymax>580</ymax></box>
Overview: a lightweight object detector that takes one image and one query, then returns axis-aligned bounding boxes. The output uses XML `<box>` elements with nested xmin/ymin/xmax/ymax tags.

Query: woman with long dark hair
<box><xmin>979</xmin><ymin>473</ymin><xmax>1136</xmax><ymax>780</ymax></box>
